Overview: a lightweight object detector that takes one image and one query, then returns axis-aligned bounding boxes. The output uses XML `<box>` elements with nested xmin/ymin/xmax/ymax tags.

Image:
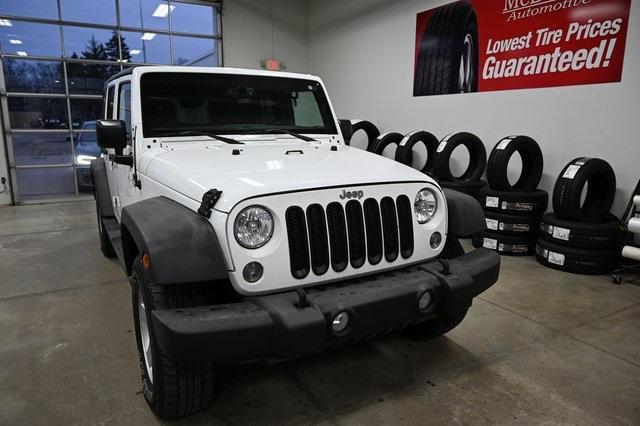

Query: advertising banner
<box><xmin>413</xmin><ymin>0</ymin><xmax>631</xmax><ymax>96</ymax></box>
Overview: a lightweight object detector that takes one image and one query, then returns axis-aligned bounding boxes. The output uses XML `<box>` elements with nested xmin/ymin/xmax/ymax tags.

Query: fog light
<box><xmin>332</xmin><ymin>311</ymin><xmax>350</xmax><ymax>333</ymax></box>
<box><xmin>243</xmin><ymin>262</ymin><xmax>263</xmax><ymax>283</ymax></box>
<box><xmin>418</xmin><ymin>291</ymin><xmax>432</xmax><ymax>311</ymax></box>
<box><xmin>430</xmin><ymin>232</ymin><xmax>442</xmax><ymax>249</ymax></box>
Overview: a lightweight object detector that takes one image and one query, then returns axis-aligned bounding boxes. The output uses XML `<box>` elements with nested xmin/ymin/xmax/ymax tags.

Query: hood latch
<box><xmin>198</xmin><ymin>189</ymin><xmax>222</xmax><ymax>219</ymax></box>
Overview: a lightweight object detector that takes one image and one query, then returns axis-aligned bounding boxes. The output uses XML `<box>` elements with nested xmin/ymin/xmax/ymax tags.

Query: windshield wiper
<box><xmin>244</xmin><ymin>128</ymin><xmax>317</xmax><ymax>142</ymax></box>
<box><xmin>157</xmin><ymin>130</ymin><xmax>244</xmax><ymax>144</ymax></box>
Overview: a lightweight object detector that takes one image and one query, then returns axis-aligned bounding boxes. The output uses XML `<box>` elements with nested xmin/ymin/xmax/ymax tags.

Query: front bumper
<box><xmin>151</xmin><ymin>248</ymin><xmax>500</xmax><ymax>362</ymax></box>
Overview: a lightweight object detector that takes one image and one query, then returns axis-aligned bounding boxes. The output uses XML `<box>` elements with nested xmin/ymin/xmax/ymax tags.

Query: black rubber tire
<box><xmin>539</xmin><ymin>213</ymin><xmax>626</xmax><ymax>250</ymax></box>
<box><xmin>432</xmin><ymin>132</ymin><xmax>486</xmax><ymax>182</ymax></box>
<box><xmin>395</xmin><ymin>131</ymin><xmax>439</xmax><ymax>172</ymax></box>
<box><xmin>553</xmin><ymin>157</ymin><xmax>616</xmax><ymax>223</ymax></box>
<box><xmin>349</xmin><ymin>120</ymin><xmax>380</xmax><ymax>150</ymax></box>
<box><xmin>413</xmin><ymin>1</ymin><xmax>478</xmax><ymax>95</ymax></box>
<box><xmin>439</xmin><ymin>179</ymin><xmax>488</xmax><ymax>199</ymax></box>
<box><xmin>487</xmin><ymin>135</ymin><xmax>543</xmax><ymax>191</ymax></box>
<box><xmin>369</xmin><ymin>132</ymin><xmax>404</xmax><ymax>155</ymax></box>
<box><xmin>439</xmin><ymin>236</ymin><xmax>465</xmax><ymax>259</ymax></box>
<box><xmin>95</xmin><ymin>199</ymin><xmax>116</xmax><ymax>258</ymax></box>
<box><xmin>484</xmin><ymin>210</ymin><xmax>541</xmax><ymax>236</ymax></box>
<box><xmin>131</xmin><ymin>256</ymin><xmax>216</xmax><ymax>419</ymax></box>
<box><xmin>472</xmin><ymin>230</ymin><xmax>537</xmax><ymax>256</ymax></box>
<box><xmin>478</xmin><ymin>187</ymin><xmax>548</xmax><ymax>216</ymax></box>
<box><xmin>535</xmin><ymin>238</ymin><xmax>620</xmax><ymax>275</ymax></box>
<box><xmin>402</xmin><ymin>309</ymin><xmax>468</xmax><ymax>340</ymax></box>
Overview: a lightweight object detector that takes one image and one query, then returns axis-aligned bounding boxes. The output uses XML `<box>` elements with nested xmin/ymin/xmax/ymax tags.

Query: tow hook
<box><xmin>437</xmin><ymin>259</ymin><xmax>451</xmax><ymax>276</ymax></box>
<box><xmin>295</xmin><ymin>288</ymin><xmax>309</xmax><ymax>309</ymax></box>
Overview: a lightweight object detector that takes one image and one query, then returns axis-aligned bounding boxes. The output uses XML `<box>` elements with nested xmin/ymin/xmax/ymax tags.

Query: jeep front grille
<box><xmin>285</xmin><ymin>197</ymin><xmax>414</xmax><ymax>279</ymax></box>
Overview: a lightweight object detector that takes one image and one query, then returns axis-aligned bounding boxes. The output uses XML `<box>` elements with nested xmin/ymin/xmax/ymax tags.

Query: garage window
<box><xmin>0</xmin><ymin>0</ymin><xmax>222</xmax><ymax>203</ymax></box>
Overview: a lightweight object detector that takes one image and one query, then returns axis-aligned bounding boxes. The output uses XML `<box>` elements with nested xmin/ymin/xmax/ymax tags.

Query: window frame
<box><xmin>105</xmin><ymin>85</ymin><xmax>115</xmax><ymax>119</ymax></box>
<box><xmin>116</xmin><ymin>80</ymin><xmax>132</xmax><ymax>143</ymax></box>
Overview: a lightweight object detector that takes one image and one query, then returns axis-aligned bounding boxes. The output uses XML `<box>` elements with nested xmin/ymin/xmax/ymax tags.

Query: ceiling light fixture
<box><xmin>9</xmin><ymin>39</ymin><xmax>22</xmax><ymax>44</ymax></box>
<box><xmin>0</xmin><ymin>19</ymin><xmax>13</xmax><ymax>26</ymax></box>
<box><xmin>141</xmin><ymin>32</ymin><xmax>156</xmax><ymax>41</ymax></box>
<box><xmin>130</xmin><ymin>49</ymin><xmax>141</xmax><ymax>55</ymax></box>
<box><xmin>152</xmin><ymin>3</ymin><xmax>175</xmax><ymax>18</ymax></box>
<box><xmin>16</xmin><ymin>51</ymin><xmax>28</xmax><ymax>56</ymax></box>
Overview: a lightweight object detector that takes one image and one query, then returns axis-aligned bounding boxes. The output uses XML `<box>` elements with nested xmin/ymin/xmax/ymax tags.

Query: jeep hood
<box><xmin>142</xmin><ymin>141</ymin><xmax>434</xmax><ymax>213</ymax></box>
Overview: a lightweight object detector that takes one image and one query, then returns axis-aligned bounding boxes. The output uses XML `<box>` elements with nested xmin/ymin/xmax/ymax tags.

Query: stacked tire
<box><xmin>347</xmin><ymin>120</ymin><xmax>380</xmax><ymax>150</ymax></box>
<box><xmin>536</xmin><ymin>157</ymin><xmax>624</xmax><ymax>274</ymax></box>
<box><xmin>430</xmin><ymin>132</ymin><xmax>488</xmax><ymax>199</ymax></box>
<box><xmin>473</xmin><ymin>135</ymin><xmax>547</xmax><ymax>256</ymax></box>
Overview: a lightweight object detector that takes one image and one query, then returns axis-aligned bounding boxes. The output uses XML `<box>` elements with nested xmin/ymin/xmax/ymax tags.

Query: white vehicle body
<box><xmin>102</xmin><ymin>66</ymin><xmax>446</xmax><ymax>295</ymax></box>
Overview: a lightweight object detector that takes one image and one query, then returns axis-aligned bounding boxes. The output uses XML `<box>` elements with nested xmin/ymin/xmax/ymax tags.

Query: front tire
<box><xmin>131</xmin><ymin>256</ymin><xmax>216</xmax><ymax>419</ymax></box>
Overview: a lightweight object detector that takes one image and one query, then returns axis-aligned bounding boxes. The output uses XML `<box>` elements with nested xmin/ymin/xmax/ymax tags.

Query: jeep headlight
<box><xmin>414</xmin><ymin>188</ymin><xmax>437</xmax><ymax>224</ymax></box>
<box><xmin>234</xmin><ymin>206</ymin><xmax>274</xmax><ymax>249</ymax></box>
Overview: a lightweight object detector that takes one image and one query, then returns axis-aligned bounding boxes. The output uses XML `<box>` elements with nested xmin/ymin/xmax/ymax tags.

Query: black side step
<box><xmin>103</xmin><ymin>217</ymin><xmax>125</xmax><ymax>266</ymax></box>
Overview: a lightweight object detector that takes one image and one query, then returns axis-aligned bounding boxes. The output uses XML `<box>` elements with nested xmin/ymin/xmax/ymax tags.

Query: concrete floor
<box><xmin>1</xmin><ymin>201</ymin><xmax>639</xmax><ymax>425</ymax></box>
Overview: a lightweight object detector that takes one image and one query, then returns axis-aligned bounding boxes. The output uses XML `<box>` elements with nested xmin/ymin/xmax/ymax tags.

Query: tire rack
<box><xmin>613</xmin><ymin>195</ymin><xmax>640</xmax><ymax>283</ymax></box>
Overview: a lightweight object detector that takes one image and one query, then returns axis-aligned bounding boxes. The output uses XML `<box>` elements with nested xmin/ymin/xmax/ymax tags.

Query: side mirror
<box><xmin>338</xmin><ymin>119</ymin><xmax>353</xmax><ymax>144</ymax></box>
<box><xmin>96</xmin><ymin>119</ymin><xmax>127</xmax><ymax>152</ymax></box>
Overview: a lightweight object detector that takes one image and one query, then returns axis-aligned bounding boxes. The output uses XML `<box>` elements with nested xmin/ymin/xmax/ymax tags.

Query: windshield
<box><xmin>140</xmin><ymin>72</ymin><xmax>337</xmax><ymax>138</ymax></box>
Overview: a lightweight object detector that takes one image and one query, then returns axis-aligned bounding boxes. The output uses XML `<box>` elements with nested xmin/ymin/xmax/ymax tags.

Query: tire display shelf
<box><xmin>612</xmin><ymin>190</ymin><xmax>640</xmax><ymax>284</ymax></box>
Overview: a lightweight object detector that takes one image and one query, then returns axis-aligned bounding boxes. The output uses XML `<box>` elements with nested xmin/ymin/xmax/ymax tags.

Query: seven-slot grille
<box><xmin>286</xmin><ymin>196</ymin><xmax>414</xmax><ymax>279</ymax></box>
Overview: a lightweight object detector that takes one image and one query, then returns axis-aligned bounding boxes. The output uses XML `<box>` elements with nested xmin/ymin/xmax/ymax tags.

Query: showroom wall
<box><xmin>223</xmin><ymin>0</ymin><xmax>308</xmax><ymax>72</ymax></box>
<box><xmin>307</xmin><ymin>0</ymin><xmax>639</xmax><ymax>215</ymax></box>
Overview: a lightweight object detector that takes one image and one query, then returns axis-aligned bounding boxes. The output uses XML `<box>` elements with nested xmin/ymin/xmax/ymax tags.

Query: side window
<box><xmin>117</xmin><ymin>82</ymin><xmax>132</xmax><ymax>141</ymax></box>
<box><xmin>105</xmin><ymin>86</ymin><xmax>115</xmax><ymax>119</ymax></box>
<box><xmin>292</xmin><ymin>91</ymin><xmax>323</xmax><ymax>128</ymax></box>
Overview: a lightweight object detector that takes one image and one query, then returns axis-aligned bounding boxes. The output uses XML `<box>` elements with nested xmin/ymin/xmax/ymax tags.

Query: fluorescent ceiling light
<box><xmin>152</xmin><ymin>3</ymin><xmax>175</xmax><ymax>18</ymax></box>
<box><xmin>141</xmin><ymin>32</ymin><xmax>156</xmax><ymax>41</ymax></box>
<box><xmin>0</xmin><ymin>19</ymin><xmax>13</xmax><ymax>26</ymax></box>
<box><xmin>130</xmin><ymin>49</ymin><xmax>141</xmax><ymax>55</ymax></box>
<box><xmin>16</xmin><ymin>51</ymin><xmax>28</xmax><ymax>56</ymax></box>
<box><xmin>9</xmin><ymin>39</ymin><xmax>22</xmax><ymax>44</ymax></box>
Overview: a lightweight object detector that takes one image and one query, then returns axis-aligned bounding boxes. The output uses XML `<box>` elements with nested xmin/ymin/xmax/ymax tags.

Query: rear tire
<box><xmin>403</xmin><ymin>309</ymin><xmax>469</xmax><ymax>340</ymax></box>
<box><xmin>131</xmin><ymin>256</ymin><xmax>216</xmax><ymax>419</ymax></box>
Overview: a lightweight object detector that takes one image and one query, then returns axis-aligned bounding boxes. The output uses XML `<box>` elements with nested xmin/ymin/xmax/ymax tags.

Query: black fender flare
<box><xmin>121</xmin><ymin>196</ymin><xmax>228</xmax><ymax>284</ymax></box>
<box><xmin>443</xmin><ymin>188</ymin><xmax>486</xmax><ymax>238</ymax></box>
<box><xmin>89</xmin><ymin>158</ymin><xmax>114</xmax><ymax>218</ymax></box>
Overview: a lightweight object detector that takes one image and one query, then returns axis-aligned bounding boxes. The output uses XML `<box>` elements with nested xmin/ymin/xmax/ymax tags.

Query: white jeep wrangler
<box><xmin>90</xmin><ymin>66</ymin><xmax>500</xmax><ymax>419</ymax></box>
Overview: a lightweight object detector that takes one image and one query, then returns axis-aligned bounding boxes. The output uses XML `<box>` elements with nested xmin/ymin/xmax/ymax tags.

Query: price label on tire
<box><xmin>552</xmin><ymin>226</ymin><xmax>571</xmax><ymax>241</ymax></box>
<box><xmin>486</xmin><ymin>218</ymin><xmax>498</xmax><ymax>230</ymax></box>
<box><xmin>483</xmin><ymin>238</ymin><xmax>497</xmax><ymax>249</ymax></box>
<box><xmin>562</xmin><ymin>164</ymin><xmax>581</xmax><ymax>179</ymax></box>
<box><xmin>548</xmin><ymin>251</ymin><xmax>566</xmax><ymax>265</ymax></box>
<box><xmin>485</xmin><ymin>196</ymin><xmax>499</xmax><ymax>208</ymax></box>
